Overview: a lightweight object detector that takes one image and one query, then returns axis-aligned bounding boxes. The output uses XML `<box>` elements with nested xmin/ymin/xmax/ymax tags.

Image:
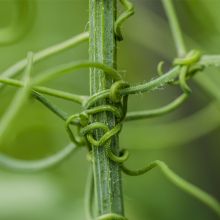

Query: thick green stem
<box><xmin>89</xmin><ymin>0</ymin><xmax>124</xmax><ymax>218</ymax></box>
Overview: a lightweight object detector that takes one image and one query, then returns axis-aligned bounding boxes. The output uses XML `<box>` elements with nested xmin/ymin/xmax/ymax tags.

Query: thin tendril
<box><xmin>123</xmin><ymin>102</ymin><xmax>220</xmax><ymax>150</ymax></box>
<box><xmin>161</xmin><ymin>0</ymin><xmax>187</xmax><ymax>56</ymax></box>
<box><xmin>157</xmin><ymin>61</ymin><xmax>165</xmax><ymax>76</ymax></box>
<box><xmin>121</xmin><ymin>66</ymin><xmax>180</xmax><ymax>95</ymax></box>
<box><xmin>122</xmin><ymin>160</ymin><xmax>220</xmax><ymax>217</ymax></box>
<box><xmin>200</xmin><ymin>55</ymin><xmax>220</xmax><ymax>67</ymax></box>
<box><xmin>34</xmin><ymin>86</ymin><xmax>87</xmax><ymax>104</ymax></box>
<box><xmin>0</xmin><ymin>32</ymin><xmax>89</xmax><ymax>88</ymax></box>
<box><xmin>32</xmin><ymin>91</ymin><xmax>70</xmax><ymax>121</ymax></box>
<box><xmin>85</xmin><ymin>166</ymin><xmax>94</xmax><ymax>220</ymax></box>
<box><xmin>0</xmin><ymin>143</ymin><xmax>77</xmax><ymax>172</ymax></box>
<box><xmin>33</xmin><ymin>61</ymin><xmax>122</xmax><ymax>85</ymax></box>
<box><xmin>0</xmin><ymin>52</ymin><xmax>33</xmax><ymax>144</ymax></box>
<box><xmin>0</xmin><ymin>76</ymin><xmax>87</xmax><ymax>104</ymax></box>
<box><xmin>125</xmin><ymin>93</ymin><xmax>188</xmax><ymax>121</ymax></box>
<box><xmin>115</xmin><ymin>0</ymin><xmax>134</xmax><ymax>41</ymax></box>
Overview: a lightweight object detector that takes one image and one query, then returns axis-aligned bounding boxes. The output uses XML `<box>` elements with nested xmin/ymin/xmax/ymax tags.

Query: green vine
<box><xmin>0</xmin><ymin>0</ymin><xmax>220</xmax><ymax>219</ymax></box>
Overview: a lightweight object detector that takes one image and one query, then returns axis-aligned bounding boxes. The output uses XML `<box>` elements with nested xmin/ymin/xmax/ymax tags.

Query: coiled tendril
<box><xmin>115</xmin><ymin>0</ymin><xmax>134</xmax><ymax>41</ymax></box>
<box><xmin>66</xmin><ymin>80</ymin><xmax>130</xmax><ymax>164</ymax></box>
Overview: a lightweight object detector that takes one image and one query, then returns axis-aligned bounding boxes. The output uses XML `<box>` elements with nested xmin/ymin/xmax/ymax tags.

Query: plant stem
<box><xmin>89</xmin><ymin>0</ymin><xmax>124</xmax><ymax>218</ymax></box>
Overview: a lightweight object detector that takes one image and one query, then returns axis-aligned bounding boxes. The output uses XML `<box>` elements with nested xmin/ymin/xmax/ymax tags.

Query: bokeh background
<box><xmin>0</xmin><ymin>0</ymin><xmax>220</xmax><ymax>219</ymax></box>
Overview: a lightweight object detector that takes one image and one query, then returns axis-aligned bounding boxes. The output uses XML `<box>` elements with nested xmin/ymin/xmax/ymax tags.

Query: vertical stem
<box><xmin>89</xmin><ymin>0</ymin><xmax>124</xmax><ymax>218</ymax></box>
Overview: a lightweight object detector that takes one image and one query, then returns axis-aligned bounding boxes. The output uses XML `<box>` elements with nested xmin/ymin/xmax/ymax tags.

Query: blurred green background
<box><xmin>0</xmin><ymin>0</ymin><xmax>220</xmax><ymax>219</ymax></box>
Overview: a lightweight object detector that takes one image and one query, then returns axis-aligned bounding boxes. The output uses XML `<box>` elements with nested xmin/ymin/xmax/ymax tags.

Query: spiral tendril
<box><xmin>157</xmin><ymin>61</ymin><xmax>165</xmax><ymax>76</ymax></box>
<box><xmin>175</xmin><ymin>50</ymin><xmax>202</xmax><ymax>94</ymax></box>
<box><xmin>115</xmin><ymin>0</ymin><xmax>134</xmax><ymax>41</ymax></box>
<box><xmin>66</xmin><ymin>80</ymin><xmax>130</xmax><ymax>164</ymax></box>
